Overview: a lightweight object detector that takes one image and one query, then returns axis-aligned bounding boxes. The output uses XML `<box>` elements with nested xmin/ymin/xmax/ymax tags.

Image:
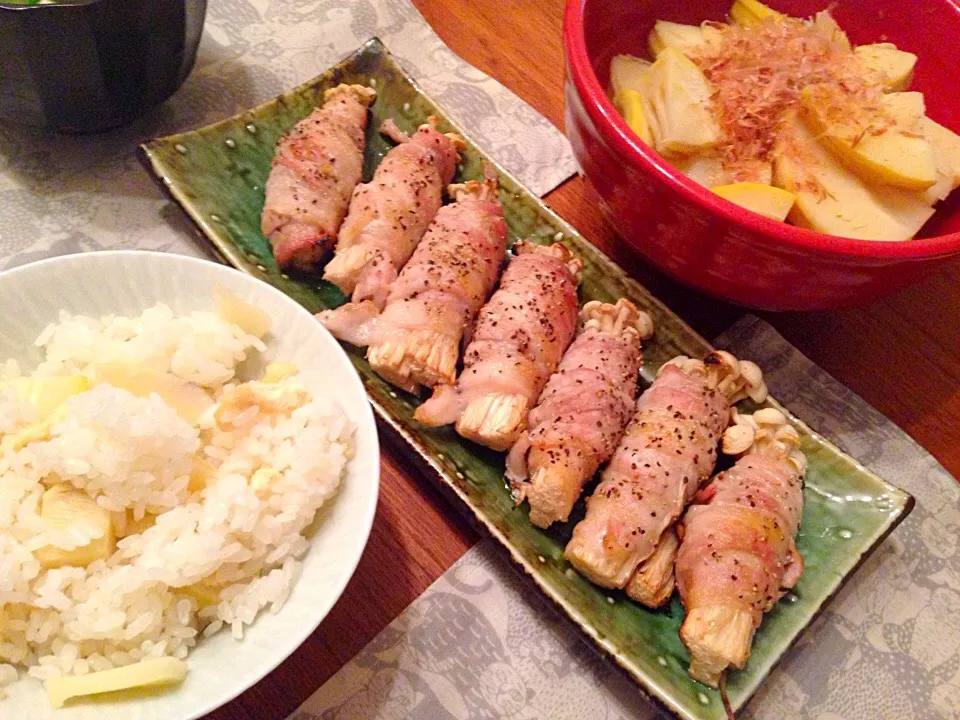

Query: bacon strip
<box><xmin>506</xmin><ymin>299</ymin><xmax>651</xmax><ymax>528</ymax></box>
<box><xmin>564</xmin><ymin>352</ymin><xmax>766</xmax><ymax>591</ymax></box>
<box><xmin>261</xmin><ymin>84</ymin><xmax>375</xmax><ymax>273</ymax></box>
<box><xmin>323</xmin><ymin>117</ymin><xmax>463</xmax><ymax>308</ymax></box>
<box><xmin>415</xmin><ymin>241</ymin><xmax>581</xmax><ymax>451</ymax></box>
<box><xmin>317</xmin><ymin>174</ymin><xmax>507</xmax><ymax>392</ymax></box>
<box><xmin>677</xmin><ymin>409</ymin><xmax>805</xmax><ymax>687</ymax></box>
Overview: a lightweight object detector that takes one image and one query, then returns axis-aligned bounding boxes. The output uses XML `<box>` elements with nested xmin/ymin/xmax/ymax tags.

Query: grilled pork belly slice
<box><xmin>415</xmin><ymin>241</ymin><xmax>582</xmax><ymax>451</ymax></box>
<box><xmin>324</xmin><ymin>117</ymin><xmax>463</xmax><ymax>308</ymax></box>
<box><xmin>317</xmin><ymin>173</ymin><xmax>507</xmax><ymax>392</ymax></box>
<box><xmin>677</xmin><ymin>408</ymin><xmax>806</xmax><ymax>687</ymax></box>
<box><xmin>506</xmin><ymin>298</ymin><xmax>652</xmax><ymax>528</ymax></box>
<box><xmin>565</xmin><ymin>351</ymin><xmax>766</xmax><ymax>590</ymax></box>
<box><xmin>261</xmin><ymin>84</ymin><xmax>375</xmax><ymax>273</ymax></box>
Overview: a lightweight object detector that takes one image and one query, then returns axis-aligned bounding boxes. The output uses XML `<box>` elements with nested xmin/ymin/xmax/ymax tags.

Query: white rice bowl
<box><xmin>0</xmin><ymin>252</ymin><xmax>379</xmax><ymax>720</ymax></box>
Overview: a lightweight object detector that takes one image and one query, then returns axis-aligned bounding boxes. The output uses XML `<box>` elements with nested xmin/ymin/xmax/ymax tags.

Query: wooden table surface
<box><xmin>212</xmin><ymin>1</ymin><xmax>960</xmax><ymax>717</ymax></box>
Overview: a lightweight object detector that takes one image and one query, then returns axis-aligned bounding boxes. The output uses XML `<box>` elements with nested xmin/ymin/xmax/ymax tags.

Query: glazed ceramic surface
<box><xmin>563</xmin><ymin>0</ymin><xmax>960</xmax><ymax>310</ymax></box>
<box><xmin>140</xmin><ymin>39</ymin><xmax>913</xmax><ymax>719</ymax></box>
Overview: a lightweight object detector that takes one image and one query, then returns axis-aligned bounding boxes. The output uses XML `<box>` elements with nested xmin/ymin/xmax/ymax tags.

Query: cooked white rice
<box><xmin>0</xmin><ymin>303</ymin><xmax>354</xmax><ymax>696</ymax></box>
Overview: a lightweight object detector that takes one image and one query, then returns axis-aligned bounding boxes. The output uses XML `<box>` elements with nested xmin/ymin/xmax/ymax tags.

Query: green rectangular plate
<box><xmin>139</xmin><ymin>38</ymin><xmax>914</xmax><ymax>720</ymax></box>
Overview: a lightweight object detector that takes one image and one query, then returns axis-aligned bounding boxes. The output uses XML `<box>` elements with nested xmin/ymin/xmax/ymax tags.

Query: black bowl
<box><xmin>0</xmin><ymin>0</ymin><xmax>207</xmax><ymax>133</ymax></box>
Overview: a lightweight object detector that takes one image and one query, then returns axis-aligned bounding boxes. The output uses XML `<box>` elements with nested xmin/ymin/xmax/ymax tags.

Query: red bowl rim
<box><xmin>562</xmin><ymin>0</ymin><xmax>960</xmax><ymax>261</ymax></box>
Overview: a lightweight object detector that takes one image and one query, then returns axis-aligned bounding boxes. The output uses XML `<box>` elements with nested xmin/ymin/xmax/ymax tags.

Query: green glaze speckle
<box><xmin>139</xmin><ymin>38</ymin><xmax>913</xmax><ymax>720</ymax></box>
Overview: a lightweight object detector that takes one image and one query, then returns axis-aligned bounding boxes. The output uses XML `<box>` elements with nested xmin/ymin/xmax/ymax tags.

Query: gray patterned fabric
<box><xmin>0</xmin><ymin>0</ymin><xmax>576</xmax><ymax>270</ymax></box>
<box><xmin>296</xmin><ymin>317</ymin><xmax>960</xmax><ymax>720</ymax></box>
<box><xmin>298</xmin><ymin>544</ymin><xmax>657</xmax><ymax>720</ymax></box>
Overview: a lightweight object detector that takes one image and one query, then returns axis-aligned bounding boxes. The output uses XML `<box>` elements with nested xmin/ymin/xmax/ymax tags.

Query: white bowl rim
<box><xmin>0</xmin><ymin>249</ymin><xmax>380</xmax><ymax>719</ymax></box>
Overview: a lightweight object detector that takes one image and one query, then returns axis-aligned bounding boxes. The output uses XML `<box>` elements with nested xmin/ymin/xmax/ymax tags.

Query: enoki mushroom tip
<box><xmin>578</xmin><ymin>299</ymin><xmax>652</xmax><ymax>341</ymax></box>
<box><xmin>511</xmin><ymin>240</ymin><xmax>582</xmax><ymax>280</ymax></box>
<box><xmin>722</xmin><ymin>408</ymin><xmax>805</xmax><ymax>471</ymax></box>
<box><xmin>445</xmin><ymin>131</ymin><xmax>467</xmax><ymax>151</ymax></box>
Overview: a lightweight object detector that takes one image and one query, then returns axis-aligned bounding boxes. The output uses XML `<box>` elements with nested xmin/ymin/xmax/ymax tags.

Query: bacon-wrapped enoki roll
<box><xmin>623</xmin><ymin>356</ymin><xmax>771</xmax><ymax>608</ymax></box>
<box><xmin>323</xmin><ymin>117</ymin><xmax>464</xmax><ymax>308</ymax></box>
<box><xmin>261</xmin><ymin>84</ymin><xmax>376</xmax><ymax>273</ymax></box>
<box><xmin>415</xmin><ymin>241</ymin><xmax>582</xmax><ymax>451</ymax></box>
<box><xmin>565</xmin><ymin>352</ymin><xmax>767</xmax><ymax>590</ymax></box>
<box><xmin>317</xmin><ymin>174</ymin><xmax>507</xmax><ymax>392</ymax></box>
<box><xmin>677</xmin><ymin>408</ymin><xmax>805</xmax><ymax>687</ymax></box>
<box><xmin>505</xmin><ymin>299</ymin><xmax>653</xmax><ymax>528</ymax></box>
<box><xmin>625</xmin><ymin>525</ymin><xmax>681</xmax><ymax>607</ymax></box>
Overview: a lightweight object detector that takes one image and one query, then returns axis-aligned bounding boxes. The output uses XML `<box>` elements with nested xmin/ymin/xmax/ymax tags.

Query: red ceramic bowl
<box><xmin>563</xmin><ymin>0</ymin><xmax>960</xmax><ymax>310</ymax></box>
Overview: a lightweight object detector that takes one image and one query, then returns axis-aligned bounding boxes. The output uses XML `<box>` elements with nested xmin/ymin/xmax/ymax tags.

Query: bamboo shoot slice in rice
<box><xmin>213</xmin><ymin>284</ymin><xmax>271</xmax><ymax>339</ymax></box>
<box><xmin>181</xmin><ymin>582</ymin><xmax>221</xmax><ymax>608</ymax></box>
<box><xmin>34</xmin><ymin>485</ymin><xmax>115</xmax><ymax>569</ymax></box>
<box><xmin>45</xmin><ymin>657</ymin><xmax>187</xmax><ymax>708</ymax></box>
<box><xmin>90</xmin><ymin>363</ymin><xmax>213</xmax><ymax>426</ymax></box>
<box><xmin>261</xmin><ymin>361</ymin><xmax>299</xmax><ymax>384</ymax></box>
<box><xmin>1</xmin><ymin>378</ymin><xmax>95</xmax><ymax>452</ymax></box>
<box><xmin>214</xmin><ymin>379</ymin><xmax>308</xmax><ymax>429</ymax></box>
<box><xmin>0</xmin><ymin>294</ymin><xmax>355</xmax><ymax>705</ymax></box>
<box><xmin>2</xmin><ymin>406</ymin><xmax>65</xmax><ymax>451</ymax></box>
<box><xmin>113</xmin><ymin>510</ymin><xmax>158</xmax><ymax>539</ymax></box>
<box><xmin>0</xmin><ymin>375</ymin><xmax>89</xmax><ymax>423</ymax></box>
<box><xmin>188</xmin><ymin>455</ymin><xmax>217</xmax><ymax>492</ymax></box>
